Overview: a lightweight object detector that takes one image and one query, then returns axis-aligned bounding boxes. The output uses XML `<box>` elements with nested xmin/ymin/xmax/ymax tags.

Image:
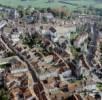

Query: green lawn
<box><xmin>0</xmin><ymin>0</ymin><xmax>102</xmax><ymax>10</ymax></box>
<box><xmin>0</xmin><ymin>0</ymin><xmax>63</xmax><ymax>8</ymax></box>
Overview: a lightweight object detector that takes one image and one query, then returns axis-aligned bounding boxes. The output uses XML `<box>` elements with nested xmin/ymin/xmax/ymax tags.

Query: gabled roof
<box><xmin>49</xmin><ymin>27</ymin><xmax>56</xmax><ymax>33</ymax></box>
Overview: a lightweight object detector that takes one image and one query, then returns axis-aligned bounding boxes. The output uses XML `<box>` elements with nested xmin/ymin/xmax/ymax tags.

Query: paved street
<box><xmin>87</xmin><ymin>23</ymin><xmax>99</xmax><ymax>66</ymax></box>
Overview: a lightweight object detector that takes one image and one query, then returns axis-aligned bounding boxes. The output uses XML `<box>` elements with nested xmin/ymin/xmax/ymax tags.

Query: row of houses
<box><xmin>0</xmin><ymin>54</ymin><xmax>38</xmax><ymax>100</ymax></box>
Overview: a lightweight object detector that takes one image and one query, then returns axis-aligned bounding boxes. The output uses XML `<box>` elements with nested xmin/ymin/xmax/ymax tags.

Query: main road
<box><xmin>87</xmin><ymin>22</ymin><xmax>99</xmax><ymax>66</ymax></box>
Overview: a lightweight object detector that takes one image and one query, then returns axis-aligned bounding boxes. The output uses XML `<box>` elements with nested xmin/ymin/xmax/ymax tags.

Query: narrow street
<box><xmin>0</xmin><ymin>34</ymin><xmax>49</xmax><ymax>100</ymax></box>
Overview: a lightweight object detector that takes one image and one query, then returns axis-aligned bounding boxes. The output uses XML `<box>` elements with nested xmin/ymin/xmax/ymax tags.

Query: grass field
<box><xmin>0</xmin><ymin>0</ymin><xmax>75</xmax><ymax>9</ymax></box>
<box><xmin>0</xmin><ymin>0</ymin><xmax>102</xmax><ymax>10</ymax></box>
